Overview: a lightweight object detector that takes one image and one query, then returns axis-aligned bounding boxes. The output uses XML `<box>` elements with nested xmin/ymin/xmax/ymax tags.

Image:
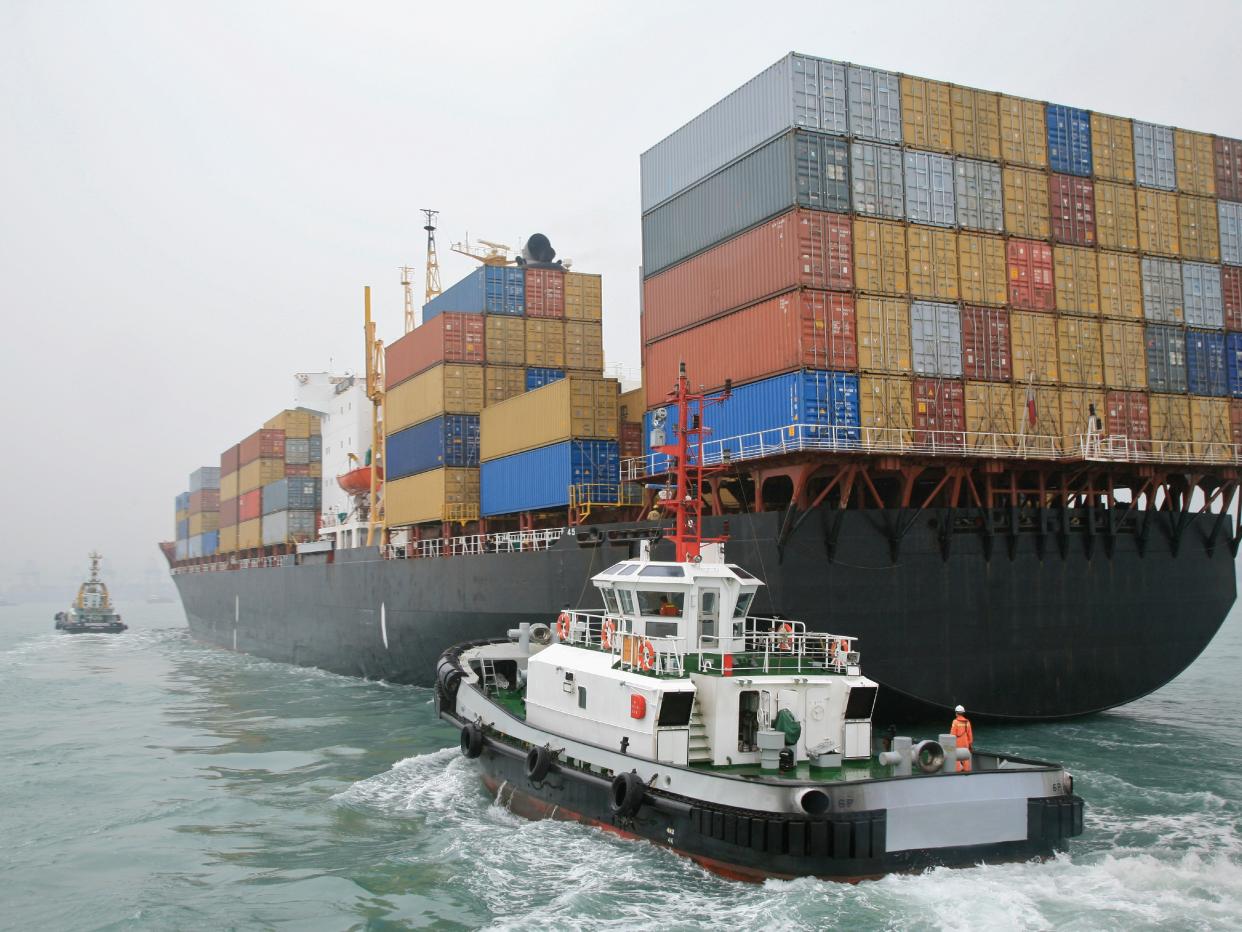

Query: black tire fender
<box><xmin>610</xmin><ymin>770</ymin><xmax>645</xmax><ymax>817</ymax></box>
<box><xmin>460</xmin><ymin>723</ymin><xmax>484</xmax><ymax>759</ymax></box>
<box><xmin>525</xmin><ymin>745</ymin><xmax>554</xmax><ymax>782</ymax></box>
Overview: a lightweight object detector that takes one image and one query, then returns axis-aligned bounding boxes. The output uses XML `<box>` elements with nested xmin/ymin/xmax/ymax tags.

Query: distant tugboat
<box><xmin>55</xmin><ymin>552</ymin><xmax>127</xmax><ymax>634</ymax></box>
<box><xmin>436</xmin><ymin>367</ymin><xmax>1084</xmax><ymax>881</ymax></box>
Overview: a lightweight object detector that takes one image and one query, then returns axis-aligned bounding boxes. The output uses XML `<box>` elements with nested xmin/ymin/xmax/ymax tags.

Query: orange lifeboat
<box><xmin>337</xmin><ymin>465</ymin><xmax>382</xmax><ymax>496</ymax></box>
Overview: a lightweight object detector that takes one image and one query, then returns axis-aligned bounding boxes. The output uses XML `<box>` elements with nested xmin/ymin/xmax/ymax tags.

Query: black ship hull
<box><xmin>172</xmin><ymin>507</ymin><xmax>1235</xmax><ymax>721</ymax></box>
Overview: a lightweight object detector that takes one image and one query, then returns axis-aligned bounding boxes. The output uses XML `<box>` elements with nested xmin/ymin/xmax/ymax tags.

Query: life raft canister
<box><xmin>556</xmin><ymin>611</ymin><xmax>572</xmax><ymax>641</ymax></box>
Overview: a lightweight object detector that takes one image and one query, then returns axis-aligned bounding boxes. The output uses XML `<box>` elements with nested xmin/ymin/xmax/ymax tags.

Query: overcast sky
<box><xmin>2</xmin><ymin>0</ymin><xmax>1240</xmax><ymax>589</ymax></box>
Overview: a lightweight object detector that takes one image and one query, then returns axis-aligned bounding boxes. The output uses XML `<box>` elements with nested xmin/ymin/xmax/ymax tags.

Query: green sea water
<box><xmin>2</xmin><ymin>600</ymin><xmax>1240</xmax><ymax>930</ymax></box>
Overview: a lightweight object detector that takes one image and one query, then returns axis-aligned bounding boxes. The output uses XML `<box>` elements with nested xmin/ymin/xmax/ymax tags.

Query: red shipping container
<box><xmin>641</xmin><ymin>208</ymin><xmax>853</xmax><ymax>344</ymax></box>
<box><xmin>1007</xmin><ymin>239</ymin><xmax>1055</xmax><ymax>311</ymax></box>
<box><xmin>240</xmin><ymin>429</ymin><xmax>285</xmax><ymax>465</ymax></box>
<box><xmin>220</xmin><ymin>443</ymin><xmax>241</xmax><ymax>476</ymax></box>
<box><xmin>385</xmin><ymin>312</ymin><xmax>485</xmax><ymax>389</ymax></box>
<box><xmin>285</xmin><ymin>463</ymin><xmax>311</xmax><ymax>477</ymax></box>
<box><xmin>1048</xmin><ymin>174</ymin><xmax>1096</xmax><ymax>246</ymax></box>
<box><xmin>525</xmin><ymin>268</ymin><xmax>566</xmax><ymax>319</ymax></box>
<box><xmin>619</xmin><ymin>421</ymin><xmax>643</xmax><ymax>459</ymax></box>
<box><xmin>219</xmin><ymin>496</ymin><xmax>239</xmax><ymax>528</ymax></box>
<box><xmin>1216</xmin><ymin>137</ymin><xmax>1242</xmax><ymax>202</ymax></box>
<box><xmin>188</xmin><ymin>489</ymin><xmax>219</xmax><ymax>515</ymax></box>
<box><xmin>913</xmin><ymin>378</ymin><xmax>965</xmax><ymax>449</ymax></box>
<box><xmin>643</xmin><ymin>290</ymin><xmax>858</xmax><ymax>408</ymax></box>
<box><xmin>238</xmin><ymin>489</ymin><xmax>262</xmax><ymax>522</ymax></box>
<box><xmin>1223</xmin><ymin>266</ymin><xmax>1242</xmax><ymax>332</ymax></box>
<box><xmin>1106</xmin><ymin>390</ymin><xmax>1151</xmax><ymax>441</ymax></box>
<box><xmin>960</xmin><ymin>306</ymin><xmax>1012</xmax><ymax>381</ymax></box>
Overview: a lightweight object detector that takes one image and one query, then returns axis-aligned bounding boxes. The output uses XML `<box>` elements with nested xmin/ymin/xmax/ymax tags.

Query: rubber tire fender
<box><xmin>460</xmin><ymin>723</ymin><xmax>484</xmax><ymax>759</ymax></box>
<box><xmin>525</xmin><ymin>745</ymin><xmax>554</xmax><ymax>782</ymax></box>
<box><xmin>610</xmin><ymin>770</ymin><xmax>645</xmax><ymax>817</ymax></box>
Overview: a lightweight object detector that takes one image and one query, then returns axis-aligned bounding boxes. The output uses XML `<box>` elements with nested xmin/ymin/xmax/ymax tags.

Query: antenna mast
<box><xmin>399</xmin><ymin>265</ymin><xmax>417</xmax><ymax>333</ymax></box>
<box><xmin>422</xmin><ymin>209</ymin><xmax>442</xmax><ymax>306</ymax></box>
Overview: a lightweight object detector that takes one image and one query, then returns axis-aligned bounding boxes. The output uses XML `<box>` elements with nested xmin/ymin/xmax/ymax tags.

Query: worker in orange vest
<box><xmin>950</xmin><ymin>704</ymin><xmax>974</xmax><ymax>772</ymax></box>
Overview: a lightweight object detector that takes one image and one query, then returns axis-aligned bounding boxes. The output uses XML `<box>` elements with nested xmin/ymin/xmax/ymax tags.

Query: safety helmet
<box><xmin>954</xmin><ymin>704</ymin><xmax>965</xmax><ymax>713</ymax></box>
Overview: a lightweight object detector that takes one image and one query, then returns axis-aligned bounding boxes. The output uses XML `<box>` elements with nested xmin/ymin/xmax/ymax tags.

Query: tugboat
<box><xmin>435</xmin><ymin>367</ymin><xmax>1085</xmax><ymax>881</ymax></box>
<box><xmin>55</xmin><ymin>552</ymin><xmax>127</xmax><ymax>634</ymax></box>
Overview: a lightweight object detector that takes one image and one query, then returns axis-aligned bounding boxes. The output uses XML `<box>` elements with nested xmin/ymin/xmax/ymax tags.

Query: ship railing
<box><xmin>383</xmin><ymin>528</ymin><xmax>566</xmax><ymax>561</ymax></box>
<box><xmin>558</xmin><ymin>610</ymin><xmax>685</xmax><ymax>675</ymax></box>
<box><xmin>700</xmin><ymin>617</ymin><xmax>856</xmax><ymax>674</ymax></box>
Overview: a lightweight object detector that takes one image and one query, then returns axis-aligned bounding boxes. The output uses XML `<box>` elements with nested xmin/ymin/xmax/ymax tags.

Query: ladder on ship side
<box><xmin>688</xmin><ymin>704</ymin><xmax>712</xmax><ymax>764</ymax></box>
<box><xmin>480</xmin><ymin>657</ymin><xmax>499</xmax><ymax>694</ymax></box>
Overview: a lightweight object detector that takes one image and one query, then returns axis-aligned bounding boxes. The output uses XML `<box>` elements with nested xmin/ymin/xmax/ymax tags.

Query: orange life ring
<box><xmin>556</xmin><ymin>611</ymin><xmax>572</xmax><ymax>641</ymax></box>
<box><xmin>601</xmin><ymin>618</ymin><xmax>616</xmax><ymax>649</ymax></box>
<box><xmin>776</xmin><ymin>622</ymin><xmax>795</xmax><ymax>651</ymax></box>
<box><xmin>638</xmin><ymin>639</ymin><xmax>656</xmax><ymax>671</ymax></box>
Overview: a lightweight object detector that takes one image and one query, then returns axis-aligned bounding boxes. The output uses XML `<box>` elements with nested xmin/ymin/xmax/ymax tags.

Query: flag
<box><xmin>1026</xmin><ymin>384</ymin><xmax>1037</xmax><ymax>428</ymax></box>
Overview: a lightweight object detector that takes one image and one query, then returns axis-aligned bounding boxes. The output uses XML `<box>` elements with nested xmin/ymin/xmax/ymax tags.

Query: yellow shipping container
<box><xmin>525</xmin><ymin>318</ymin><xmax>566</xmax><ymax>368</ymax></box>
<box><xmin>1056</xmin><ymin>317</ymin><xmax>1104</xmax><ymax>386</ymax></box>
<box><xmin>1136</xmin><ymin>188</ymin><xmax>1181</xmax><ymax>256</ymax></box>
<box><xmin>907</xmin><ymin>227</ymin><xmax>959</xmax><ymax>300</ymax></box>
<box><xmin>1174</xmin><ymin>129</ymin><xmax>1216</xmax><ymax>197</ymax></box>
<box><xmin>484</xmin><ymin>365</ymin><xmax>525</xmax><ymax>407</ymax></box>
<box><xmin>189</xmin><ymin>512</ymin><xmax>219</xmax><ymax>535</ymax></box>
<box><xmin>480</xmin><ymin>376</ymin><xmax>618</xmax><ymax>461</ymax></box>
<box><xmin>237</xmin><ymin>518</ymin><xmax>262</xmax><ymax>550</ymax></box>
<box><xmin>1190</xmin><ymin>398</ymin><xmax>1232</xmax><ymax>463</ymax></box>
<box><xmin>264</xmin><ymin>409</ymin><xmax>319</xmax><ymax>438</ymax></box>
<box><xmin>386</xmin><ymin>364</ymin><xmax>484</xmax><ymax>434</ymax></box>
<box><xmin>964</xmin><ymin>381</ymin><xmax>1016</xmax><ymax>451</ymax></box>
<box><xmin>950</xmin><ymin>86</ymin><xmax>1001</xmax><ymax>160</ymax></box>
<box><xmin>1002</xmin><ymin>167</ymin><xmax>1050</xmax><ymax>239</ymax></box>
<box><xmin>1089</xmin><ymin>113</ymin><xmax>1135</xmax><ymax>183</ymax></box>
<box><xmin>564</xmin><ymin>272</ymin><xmax>603</xmax><ymax>322</ymax></box>
<box><xmin>855</xmin><ymin>297</ymin><xmax>912</xmax><ymax>373</ymax></box>
<box><xmin>219</xmin><ymin>525</ymin><xmax>238</xmax><ymax>553</ymax></box>
<box><xmin>1093</xmin><ymin>181</ymin><xmax>1139</xmax><ymax>252</ymax></box>
<box><xmin>239</xmin><ymin>457</ymin><xmax>284</xmax><ymax>494</ymax></box>
<box><xmin>220</xmin><ymin>471</ymin><xmax>238</xmax><ymax>501</ymax></box>
<box><xmin>1060</xmin><ymin>388</ymin><xmax>1107</xmax><ymax>455</ymax></box>
<box><xmin>956</xmin><ymin>232</ymin><xmax>1008</xmax><ymax>306</ymax></box>
<box><xmin>564</xmin><ymin>320</ymin><xmax>604</xmax><ymax>372</ymax></box>
<box><xmin>1052</xmin><ymin>246</ymin><xmax>1100</xmax><ymax>316</ymax></box>
<box><xmin>1011</xmin><ymin>311</ymin><xmax>1059</xmax><ymax>384</ymax></box>
<box><xmin>1012</xmin><ymin>385</ymin><xmax>1062</xmax><ymax>444</ymax></box>
<box><xmin>1177</xmin><ymin>195</ymin><xmax>1221</xmax><ymax>263</ymax></box>
<box><xmin>1149</xmin><ymin>394</ymin><xmax>1193</xmax><ymax>458</ymax></box>
<box><xmin>900</xmin><ymin>76</ymin><xmax>953</xmax><ymax>153</ymax></box>
<box><xmin>858</xmin><ymin>375</ymin><xmax>914</xmax><ymax>447</ymax></box>
<box><xmin>1098</xmin><ymin>252</ymin><xmax>1144</xmax><ymax>320</ymax></box>
<box><xmin>485</xmin><ymin>315</ymin><xmax>525</xmax><ymax>366</ymax></box>
<box><xmin>852</xmin><ymin>218</ymin><xmax>907</xmax><ymax>295</ymax></box>
<box><xmin>308</xmin><ymin>463</ymin><xmax>322</xmax><ymax>479</ymax></box>
<box><xmin>385</xmin><ymin>468</ymin><xmax>479</xmax><ymax>526</ymax></box>
<box><xmin>998</xmin><ymin>95</ymin><xmax>1046</xmax><ymax>168</ymax></box>
<box><xmin>1101</xmin><ymin>321</ymin><xmax>1148</xmax><ymax>389</ymax></box>
<box><xmin>619</xmin><ymin>387</ymin><xmax>645</xmax><ymax>423</ymax></box>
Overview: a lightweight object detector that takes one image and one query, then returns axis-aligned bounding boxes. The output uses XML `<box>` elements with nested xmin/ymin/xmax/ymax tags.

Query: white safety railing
<box><xmin>714</xmin><ymin>617</ymin><xmax>858</xmax><ymax>675</ymax></box>
<box><xmin>557</xmin><ymin>609</ymin><xmax>685</xmax><ymax>676</ymax></box>
<box><xmin>384</xmin><ymin>528</ymin><xmax>565</xmax><ymax>561</ymax></box>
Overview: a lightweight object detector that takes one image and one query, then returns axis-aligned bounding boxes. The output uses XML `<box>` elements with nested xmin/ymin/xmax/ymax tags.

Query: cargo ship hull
<box><xmin>172</xmin><ymin>507</ymin><xmax>1235</xmax><ymax>721</ymax></box>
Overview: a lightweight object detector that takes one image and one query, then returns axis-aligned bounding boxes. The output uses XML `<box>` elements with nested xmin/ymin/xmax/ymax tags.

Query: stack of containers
<box><xmin>173</xmin><ymin>491</ymin><xmax>190</xmax><ymax>561</ymax></box>
<box><xmin>186</xmin><ymin>467</ymin><xmax>220</xmax><ymax>558</ymax></box>
<box><xmin>618</xmin><ymin>387</ymin><xmax>646</xmax><ymax>460</ymax></box>
<box><xmin>218</xmin><ymin>443</ymin><xmax>241</xmax><ymax>553</ymax></box>
<box><xmin>237</xmin><ymin>428</ymin><xmax>285</xmax><ymax>549</ymax></box>
<box><xmin>261</xmin><ymin>409</ymin><xmax>324</xmax><ymax>546</ymax></box>
<box><xmin>638</xmin><ymin>52</ymin><xmax>1242</xmax><ymax>463</ymax></box>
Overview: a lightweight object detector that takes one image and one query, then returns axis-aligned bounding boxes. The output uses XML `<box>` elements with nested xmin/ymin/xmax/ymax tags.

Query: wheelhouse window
<box><xmin>639</xmin><ymin>565</ymin><xmax>684</xmax><ymax>578</ymax></box>
<box><xmin>600</xmin><ymin>588</ymin><xmax>619</xmax><ymax>614</ymax></box>
<box><xmin>603</xmin><ymin>562</ymin><xmax>630</xmax><ymax>575</ymax></box>
<box><xmin>636</xmin><ymin>590</ymin><xmax>683</xmax><ymax>617</ymax></box>
<box><xmin>616</xmin><ymin>564</ymin><xmax>639</xmax><ymax>576</ymax></box>
<box><xmin>733</xmin><ymin>590</ymin><xmax>755</xmax><ymax>618</ymax></box>
<box><xmin>617</xmin><ymin>588</ymin><xmax>637</xmax><ymax>615</ymax></box>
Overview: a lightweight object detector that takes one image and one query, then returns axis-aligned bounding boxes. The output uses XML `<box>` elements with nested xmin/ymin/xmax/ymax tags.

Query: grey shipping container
<box><xmin>1141</xmin><ymin>257</ymin><xmax>1184</xmax><ymax>323</ymax></box>
<box><xmin>1133</xmin><ymin>122</ymin><xmax>1177</xmax><ymax>191</ymax></box>
<box><xmin>638</xmin><ymin>53</ymin><xmax>847</xmax><ymax>213</ymax></box>
<box><xmin>641</xmin><ymin>129</ymin><xmax>849</xmax><ymax>277</ymax></box>
<box><xmin>847</xmin><ymin>65</ymin><xmax>901</xmax><ymax>143</ymax></box>
<box><xmin>285</xmin><ymin>438</ymin><xmax>310</xmax><ymax>465</ymax></box>
<box><xmin>1220</xmin><ymin>201</ymin><xmax>1242</xmax><ymax>266</ymax></box>
<box><xmin>189</xmin><ymin>466</ymin><xmax>220</xmax><ymax>493</ymax></box>
<box><xmin>953</xmin><ymin>157</ymin><xmax>1003</xmax><ymax>232</ymax></box>
<box><xmin>1145</xmin><ymin>324</ymin><xmax>1187</xmax><ymax>393</ymax></box>
<box><xmin>904</xmin><ymin>151</ymin><xmax>956</xmax><ymax>227</ymax></box>
<box><xmin>910</xmin><ymin>301</ymin><xmax>963</xmax><ymax>377</ymax></box>
<box><xmin>850</xmin><ymin>141</ymin><xmax>904</xmax><ymax>218</ymax></box>
<box><xmin>261</xmin><ymin>509</ymin><xmax>318</xmax><ymax>546</ymax></box>
<box><xmin>262</xmin><ymin>477</ymin><xmax>320</xmax><ymax>515</ymax></box>
<box><xmin>1182</xmin><ymin>262</ymin><xmax>1224</xmax><ymax>329</ymax></box>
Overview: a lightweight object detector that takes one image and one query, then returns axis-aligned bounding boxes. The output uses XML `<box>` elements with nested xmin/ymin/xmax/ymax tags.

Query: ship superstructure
<box><xmin>56</xmin><ymin>552</ymin><xmax>126</xmax><ymax>634</ymax></box>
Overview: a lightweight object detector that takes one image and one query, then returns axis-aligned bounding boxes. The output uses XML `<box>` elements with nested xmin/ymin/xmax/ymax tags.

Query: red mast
<box><xmin>653</xmin><ymin>363</ymin><xmax>732</xmax><ymax>562</ymax></box>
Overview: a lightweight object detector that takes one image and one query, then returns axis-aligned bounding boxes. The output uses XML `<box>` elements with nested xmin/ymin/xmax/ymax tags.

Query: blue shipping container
<box><xmin>1227</xmin><ymin>333</ymin><xmax>1242</xmax><ymax>398</ymax></box>
<box><xmin>175</xmin><ymin>491</ymin><xmax>190</xmax><ymax>512</ymax></box>
<box><xmin>176</xmin><ymin>518</ymin><xmax>189</xmax><ymax>540</ymax></box>
<box><xmin>261</xmin><ymin>477</ymin><xmax>321</xmax><ymax>515</ymax></box>
<box><xmin>481</xmin><ymin>439</ymin><xmax>620</xmax><ymax>516</ymax></box>
<box><xmin>388</xmin><ymin>415</ymin><xmax>480</xmax><ymax>480</ymax></box>
<box><xmin>423</xmin><ymin>266</ymin><xmax>525</xmax><ymax>320</ymax></box>
<box><xmin>202</xmin><ymin>530</ymin><xmax>219</xmax><ymax>556</ymax></box>
<box><xmin>189</xmin><ymin>466</ymin><xmax>220</xmax><ymax>493</ymax></box>
<box><xmin>1186</xmin><ymin>330</ymin><xmax>1227</xmax><ymax>397</ymax></box>
<box><xmin>1046</xmin><ymin>104</ymin><xmax>1092</xmax><ymax>177</ymax></box>
<box><xmin>525</xmin><ymin>367</ymin><xmax>566</xmax><ymax>391</ymax></box>
<box><xmin>643</xmin><ymin>370</ymin><xmax>861</xmax><ymax>470</ymax></box>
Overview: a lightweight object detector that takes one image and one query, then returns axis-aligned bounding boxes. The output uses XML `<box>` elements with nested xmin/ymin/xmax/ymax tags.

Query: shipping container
<box><xmin>1233</xmin><ymin>399</ymin><xmax>1242</xmax><ymax>446</ymax></box>
<box><xmin>176</xmin><ymin>518</ymin><xmax>189</xmax><ymax>541</ymax></box>
<box><xmin>910</xmin><ymin>301</ymin><xmax>962</xmax><ymax>377</ymax></box>
<box><xmin>219</xmin><ymin>525</ymin><xmax>238</xmax><ymax>553</ymax></box>
<box><xmin>239</xmin><ymin>489</ymin><xmax>262</xmax><ymax>523</ymax></box>
<box><xmin>1094</xmin><ymin>181</ymin><xmax>1140</xmax><ymax>252</ymax></box>
<box><xmin>1001</xmin><ymin>167</ymin><xmax>1050</xmax><ymax>239</ymax></box>
<box><xmin>1174</xmin><ymin>129</ymin><xmax>1216</xmax><ymax>197</ymax></box>
<box><xmin>850</xmin><ymin>142</ymin><xmax>905</xmax><ymax>218</ymax></box>
<box><xmin>1013</xmin><ymin>384</ymin><xmax>1062</xmax><ymax>442</ymax></box>
<box><xmin>1225</xmin><ymin>267</ymin><xmax>1242</xmax><ymax>331</ymax></box>
<box><xmin>564</xmin><ymin>271</ymin><xmax>603</xmax><ymax>321</ymax></box>
<box><xmin>907</xmin><ymin>227</ymin><xmax>959</xmax><ymax>300</ymax></box>
<box><xmin>189</xmin><ymin>466</ymin><xmax>220</xmax><ymax>493</ymax></box>
<box><xmin>1149</xmin><ymin>393</ymin><xmax>1192</xmax><ymax>458</ymax></box>
<box><xmin>620</xmin><ymin>421</ymin><xmax>643</xmax><ymax>459</ymax></box>
<box><xmin>1060</xmin><ymin>388</ymin><xmax>1106</xmax><ymax>453</ymax></box>
<box><xmin>856</xmin><ymin>296</ymin><xmax>912</xmax><ymax>374</ymax></box>
<box><xmin>237</xmin><ymin>518</ymin><xmax>261</xmax><ymax>550</ymax></box>
<box><xmin>913</xmin><ymin>378</ymin><xmax>965</xmax><ymax>448</ymax></box>
<box><xmin>961</xmin><ymin>305</ymin><xmax>1011</xmax><ymax>381</ymax></box>
<box><xmin>641</xmin><ymin>129</ymin><xmax>850</xmax><ymax>277</ymax></box>
<box><xmin>847</xmin><ymin>64</ymin><xmax>901</xmax><ymax>142</ymax></box>
<box><xmin>386</xmin><ymin>364</ymin><xmax>484</xmax><ymax>433</ymax></box>
<box><xmin>525</xmin><ymin>367</ymin><xmax>566</xmax><ymax>391</ymax></box>
<box><xmin>174</xmin><ymin>491</ymin><xmax>189</xmax><ymax>517</ymax></box>
<box><xmin>642</xmin><ymin>209</ymin><xmax>852</xmax><ymax>342</ymax></box>
<box><xmin>858</xmin><ymin>374</ymin><xmax>914</xmax><ymax>446</ymax></box>
<box><xmin>387</xmin><ymin>415</ymin><xmax>480</xmax><ymax>479</ymax></box>
<box><xmin>220</xmin><ymin>443</ymin><xmax>240</xmax><ymax>477</ymax></box>
<box><xmin>1101</xmin><ymin>320</ymin><xmax>1148</xmax><ymax>390</ymax></box>
<box><xmin>900</xmin><ymin>76</ymin><xmax>952</xmax><ymax>152</ymax></box>
<box><xmin>186</xmin><ymin>534</ymin><xmax>204</xmax><ymax>560</ymax></box>
<box><xmin>852</xmin><ymin>218</ymin><xmax>907</xmax><ymax>295</ymax></box>
<box><xmin>386</xmin><ymin>468</ymin><xmax>479</xmax><ymax>526</ymax></box>
<box><xmin>219</xmin><ymin>496</ymin><xmax>238</xmax><ymax>528</ymax></box>
<box><xmin>1054</xmin><ymin>245</ymin><xmax>1101</xmax><ymax>316</ymax></box>
<box><xmin>197</xmin><ymin>531</ymin><xmax>219</xmax><ymax>558</ymax></box>
<box><xmin>1007</xmin><ymin>239</ymin><xmax>1055</xmax><ymax>311</ymax></box>
<box><xmin>1133</xmin><ymin>122</ymin><xmax>1177</xmax><ymax>190</ymax></box>
<box><xmin>953</xmin><ymin>158</ymin><xmax>1003</xmax><ymax>232</ymax></box>
<box><xmin>643</xmin><ymin>290</ymin><xmax>856</xmax><ymax>408</ymax></box>
<box><xmin>1222</xmin><ymin>201</ymin><xmax>1242</xmax><ymax>266</ymax></box>
<box><xmin>1089</xmin><ymin>113</ymin><xmax>1135</xmax><ymax>183</ymax></box>
<box><xmin>1046</xmin><ymin>104</ymin><xmax>1092</xmax><ymax>176</ymax></box>
<box><xmin>261</xmin><ymin>477</ymin><xmax>321</xmax><ymax>515</ymax></box>
<box><xmin>964</xmin><ymin>380</ymin><xmax>1015</xmax><ymax>449</ymax></box>
<box><xmin>220</xmin><ymin>471</ymin><xmax>238</xmax><ymax>501</ymax></box>
<box><xmin>482</xmin><ymin>439</ymin><xmax>620</xmax><ymax>516</ymax></box>
<box><xmin>1227</xmin><ymin>333</ymin><xmax>1242</xmax><ymax>397</ymax></box>
<box><xmin>1145</xmin><ymin>324</ymin><xmax>1188</xmax><ymax>392</ymax></box>
<box><xmin>1011</xmin><ymin>311</ymin><xmax>1059</xmax><ymax>384</ymax></box>
<box><xmin>903</xmin><ymin>150</ymin><xmax>956</xmax><ymax>226</ymax></box>
<box><xmin>564</xmin><ymin>320</ymin><xmax>604</xmax><ymax>372</ymax></box>
<box><xmin>1056</xmin><ymin>317</ymin><xmax>1104</xmax><ymax>386</ymax></box>
<box><xmin>188</xmin><ymin>511</ymin><xmax>218</xmax><ymax>535</ymax></box>
<box><xmin>485</xmin><ymin>365</ymin><xmax>526</xmax><ymax>406</ymax></box>
<box><xmin>261</xmin><ymin>509</ymin><xmax>318</xmax><ymax>546</ymax></box>
<box><xmin>385</xmin><ymin>313</ymin><xmax>485</xmax><ymax>388</ymax></box>
<box><xmin>1186</xmin><ymin>330</ymin><xmax>1227</xmax><ymax>396</ymax></box>
<box><xmin>188</xmin><ymin>489</ymin><xmax>219</xmax><ymax>515</ymax></box>
<box><xmin>284</xmin><ymin>438</ymin><xmax>310</xmax><ymax>466</ymax></box>
<box><xmin>1191</xmin><ymin>398</ymin><xmax>1232</xmax><ymax>461</ymax></box>
<box><xmin>525</xmin><ymin>318</ymin><xmax>566</xmax><ymax>368</ymax></box>
<box><xmin>1142</xmin><ymin>257</ymin><xmax>1185</xmax><ymax>323</ymax></box>
<box><xmin>1136</xmin><ymin>188</ymin><xmax>1181</xmax><ymax>257</ymax></box>
<box><xmin>957</xmin><ymin>232</ymin><xmax>1008</xmax><ymax>306</ymax></box>
<box><xmin>174</xmin><ymin>540</ymin><xmax>188</xmax><ymax>561</ymax></box>
<box><xmin>951</xmin><ymin>87</ymin><xmax>1001</xmax><ymax>161</ymax></box>
<box><xmin>239</xmin><ymin>428</ymin><xmax>285</xmax><ymax>465</ymax></box>
<box><xmin>525</xmin><ymin>267</ymin><xmax>566</xmax><ymax>318</ymax></box>
<box><xmin>483</xmin><ymin>376</ymin><xmax>618</xmax><ymax>461</ymax></box>
<box><xmin>423</xmin><ymin>265</ymin><xmax>524</xmax><ymax>319</ymax></box>
<box><xmin>1178</xmin><ymin>195</ymin><xmax>1221</xmax><ymax>263</ymax></box>
<box><xmin>1216</xmin><ymin>137</ymin><xmax>1242</xmax><ymax>202</ymax></box>
<box><xmin>1106</xmin><ymin>390</ymin><xmax>1151</xmax><ymax>441</ymax></box>
<box><xmin>264</xmin><ymin>409</ymin><xmax>320</xmax><ymax>438</ymax></box>
<box><xmin>1183</xmin><ymin>262</ymin><xmax>1225</xmax><ymax>328</ymax></box>
<box><xmin>238</xmin><ymin>457</ymin><xmax>284</xmax><ymax>494</ymax></box>
<box><xmin>619</xmin><ymin>387</ymin><xmax>645</xmax><ymax>423</ymax></box>
<box><xmin>1049</xmin><ymin>174</ymin><xmax>1096</xmax><ymax>246</ymax></box>
<box><xmin>998</xmin><ymin>94</ymin><xmax>1046</xmax><ymax>168</ymax></box>
<box><xmin>484</xmin><ymin>315</ymin><xmax>525</xmax><ymax>366</ymax></box>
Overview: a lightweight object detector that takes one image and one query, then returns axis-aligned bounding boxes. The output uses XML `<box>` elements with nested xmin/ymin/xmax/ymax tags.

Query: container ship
<box><xmin>165</xmin><ymin>53</ymin><xmax>1242</xmax><ymax>721</ymax></box>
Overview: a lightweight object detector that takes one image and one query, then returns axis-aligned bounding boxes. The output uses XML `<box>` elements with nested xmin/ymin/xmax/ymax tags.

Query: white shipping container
<box><xmin>1182</xmin><ymin>262</ymin><xmax>1224</xmax><ymax>329</ymax></box>
<box><xmin>1220</xmin><ymin>201</ymin><xmax>1242</xmax><ymax>267</ymax></box>
<box><xmin>1141</xmin><ymin>257</ymin><xmax>1184</xmax><ymax>324</ymax></box>
<box><xmin>953</xmin><ymin>157</ymin><xmax>1003</xmax><ymax>232</ymax></box>
<box><xmin>847</xmin><ymin>65</ymin><xmax>902</xmax><ymax>143</ymax></box>
<box><xmin>850</xmin><ymin>141</ymin><xmax>904</xmax><ymax>219</ymax></box>
<box><xmin>1133</xmin><ymin>122</ymin><xmax>1177</xmax><ymax>191</ymax></box>
<box><xmin>910</xmin><ymin>301</ymin><xmax>963</xmax><ymax>377</ymax></box>
<box><xmin>904</xmin><ymin>151</ymin><xmax>956</xmax><ymax>226</ymax></box>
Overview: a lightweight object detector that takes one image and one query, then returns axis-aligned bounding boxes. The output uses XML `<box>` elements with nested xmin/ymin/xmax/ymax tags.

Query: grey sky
<box><xmin>2</xmin><ymin>0</ymin><xmax>1240</xmax><ymax>589</ymax></box>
